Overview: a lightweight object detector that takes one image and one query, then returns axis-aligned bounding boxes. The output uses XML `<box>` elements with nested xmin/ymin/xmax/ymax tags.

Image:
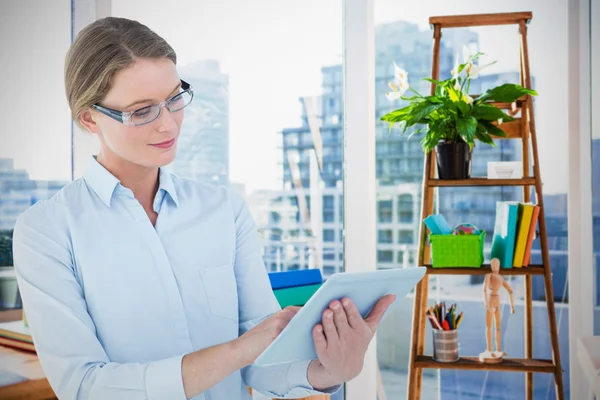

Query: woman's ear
<box><xmin>79</xmin><ymin>109</ymin><xmax>102</xmax><ymax>134</ymax></box>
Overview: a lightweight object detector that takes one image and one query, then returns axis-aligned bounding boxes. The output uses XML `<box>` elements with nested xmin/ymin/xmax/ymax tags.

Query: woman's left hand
<box><xmin>309</xmin><ymin>294</ymin><xmax>396</xmax><ymax>385</ymax></box>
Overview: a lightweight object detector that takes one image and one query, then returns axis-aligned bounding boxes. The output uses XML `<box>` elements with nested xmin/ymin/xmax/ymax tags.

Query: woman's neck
<box><xmin>96</xmin><ymin>152</ymin><xmax>159</xmax><ymax>209</ymax></box>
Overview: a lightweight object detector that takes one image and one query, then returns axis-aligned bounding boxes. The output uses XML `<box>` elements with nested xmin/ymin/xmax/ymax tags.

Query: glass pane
<box><xmin>0</xmin><ymin>2</ymin><xmax>71</xmax><ymax>313</ymax></box>
<box><xmin>592</xmin><ymin>0</ymin><xmax>600</xmax><ymax>336</ymax></box>
<box><xmin>374</xmin><ymin>2</ymin><xmax>570</xmax><ymax>399</ymax></box>
<box><xmin>113</xmin><ymin>1</ymin><xmax>343</xmax><ymax>398</ymax></box>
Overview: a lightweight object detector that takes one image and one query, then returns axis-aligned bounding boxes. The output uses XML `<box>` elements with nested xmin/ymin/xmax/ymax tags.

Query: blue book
<box><xmin>491</xmin><ymin>201</ymin><xmax>519</xmax><ymax>268</ymax></box>
<box><xmin>423</xmin><ymin>214</ymin><xmax>453</xmax><ymax>235</ymax></box>
<box><xmin>268</xmin><ymin>269</ymin><xmax>323</xmax><ymax>290</ymax></box>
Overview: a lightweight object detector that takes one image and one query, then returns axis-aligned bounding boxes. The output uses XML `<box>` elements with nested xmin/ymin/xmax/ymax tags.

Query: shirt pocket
<box><xmin>199</xmin><ymin>264</ymin><xmax>239</xmax><ymax>322</ymax></box>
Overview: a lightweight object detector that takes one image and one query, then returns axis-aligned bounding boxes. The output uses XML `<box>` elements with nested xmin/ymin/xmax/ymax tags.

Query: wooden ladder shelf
<box><xmin>406</xmin><ymin>11</ymin><xmax>564</xmax><ymax>400</ymax></box>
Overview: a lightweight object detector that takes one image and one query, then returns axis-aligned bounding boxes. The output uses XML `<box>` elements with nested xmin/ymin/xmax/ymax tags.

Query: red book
<box><xmin>522</xmin><ymin>205</ymin><xmax>541</xmax><ymax>266</ymax></box>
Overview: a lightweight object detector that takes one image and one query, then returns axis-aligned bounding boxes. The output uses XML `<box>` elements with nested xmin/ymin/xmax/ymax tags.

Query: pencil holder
<box><xmin>432</xmin><ymin>329</ymin><xmax>459</xmax><ymax>363</ymax></box>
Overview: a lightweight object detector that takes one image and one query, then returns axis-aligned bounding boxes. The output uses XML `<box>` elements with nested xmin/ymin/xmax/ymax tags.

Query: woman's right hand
<box><xmin>233</xmin><ymin>306</ymin><xmax>301</xmax><ymax>366</ymax></box>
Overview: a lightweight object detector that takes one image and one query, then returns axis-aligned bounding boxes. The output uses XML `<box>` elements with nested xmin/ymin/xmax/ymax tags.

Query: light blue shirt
<box><xmin>13</xmin><ymin>156</ymin><xmax>339</xmax><ymax>400</ymax></box>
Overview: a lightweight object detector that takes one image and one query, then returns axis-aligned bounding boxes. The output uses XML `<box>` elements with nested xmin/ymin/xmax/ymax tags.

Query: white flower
<box><xmin>464</xmin><ymin>60</ymin><xmax>474</xmax><ymax>77</ymax></box>
<box><xmin>393</xmin><ymin>62</ymin><xmax>408</xmax><ymax>84</ymax></box>
<box><xmin>386</xmin><ymin>62</ymin><xmax>410</xmax><ymax>101</ymax></box>
<box><xmin>465</xmin><ymin>95</ymin><xmax>474</xmax><ymax>105</ymax></box>
<box><xmin>457</xmin><ymin>45</ymin><xmax>495</xmax><ymax>79</ymax></box>
<box><xmin>451</xmin><ymin>51</ymin><xmax>460</xmax><ymax>77</ymax></box>
<box><xmin>454</xmin><ymin>80</ymin><xmax>461</xmax><ymax>91</ymax></box>
<box><xmin>462</xmin><ymin>45</ymin><xmax>471</xmax><ymax>65</ymax></box>
<box><xmin>386</xmin><ymin>91</ymin><xmax>403</xmax><ymax>101</ymax></box>
<box><xmin>497</xmin><ymin>118</ymin><xmax>503</xmax><ymax>125</ymax></box>
<box><xmin>466</xmin><ymin>62</ymin><xmax>494</xmax><ymax>79</ymax></box>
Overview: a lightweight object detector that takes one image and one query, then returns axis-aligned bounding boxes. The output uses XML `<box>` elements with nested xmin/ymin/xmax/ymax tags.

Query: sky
<box><xmin>1</xmin><ymin>0</ymin><xmax>583</xmax><ymax>195</ymax></box>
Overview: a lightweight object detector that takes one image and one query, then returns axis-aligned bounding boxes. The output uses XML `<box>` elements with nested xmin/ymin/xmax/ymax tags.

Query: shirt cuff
<box><xmin>145</xmin><ymin>354</ymin><xmax>187</xmax><ymax>400</ymax></box>
<box><xmin>286</xmin><ymin>359</ymin><xmax>342</xmax><ymax>397</ymax></box>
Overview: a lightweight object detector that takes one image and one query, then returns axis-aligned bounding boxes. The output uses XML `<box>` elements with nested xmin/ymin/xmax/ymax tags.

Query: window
<box><xmin>378</xmin><ymin>199</ymin><xmax>393</xmax><ymax>223</ymax></box>
<box><xmin>397</xmin><ymin>194</ymin><xmax>414</xmax><ymax>223</ymax></box>
<box><xmin>284</xmin><ymin>133</ymin><xmax>299</xmax><ymax>147</ymax></box>
<box><xmin>374</xmin><ymin>2</ymin><xmax>571</xmax><ymax>398</ymax></box>
<box><xmin>323</xmin><ymin>229</ymin><xmax>335</xmax><ymax>242</ymax></box>
<box><xmin>323</xmin><ymin>211</ymin><xmax>335</xmax><ymax>223</ymax></box>
<box><xmin>377</xmin><ymin>250</ymin><xmax>394</xmax><ymax>263</ymax></box>
<box><xmin>378</xmin><ymin>230</ymin><xmax>393</xmax><ymax>244</ymax></box>
<box><xmin>113</xmin><ymin>0</ymin><xmax>343</xmax><ymax>292</ymax></box>
<box><xmin>323</xmin><ymin>266</ymin><xmax>336</xmax><ymax>276</ymax></box>
<box><xmin>592</xmin><ymin>2</ymin><xmax>600</xmax><ymax>335</ymax></box>
<box><xmin>397</xmin><ymin>251</ymin><xmax>405</xmax><ymax>264</ymax></box>
<box><xmin>1</xmin><ymin>2</ymin><xmax>72</xmax><ymax>312</ymax></box>
<box><xmin>397</xmin><ymin>230</ymin><xmax>413</xmax><ymax>244</ymax></box>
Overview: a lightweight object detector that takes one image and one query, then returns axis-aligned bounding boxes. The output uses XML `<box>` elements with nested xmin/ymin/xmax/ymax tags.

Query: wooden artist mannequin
<box><xmin>479</xmin><ymin>257</ymin><xmax>515</xmax><ymax>363</ymax></box>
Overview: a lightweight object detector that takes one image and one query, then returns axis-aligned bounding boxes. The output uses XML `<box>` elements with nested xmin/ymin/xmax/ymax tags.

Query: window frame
<box><xmin>70</xmin><ymin>0</ymin><xmax>596</xmax><ymax>399</ymax></box>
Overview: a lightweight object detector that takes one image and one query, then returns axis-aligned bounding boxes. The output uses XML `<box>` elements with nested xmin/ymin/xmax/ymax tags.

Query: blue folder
<box><xmin>268</xmin><ymin>269</ymin><xmax>323</xmax><ymax>290</ymax></box>
<box><xmin>490</xmin><ymin>201</ymin><xmax>519</xmax><ymax>268</ymax></box>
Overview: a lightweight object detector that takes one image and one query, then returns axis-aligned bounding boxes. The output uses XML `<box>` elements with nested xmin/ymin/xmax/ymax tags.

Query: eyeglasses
<box><xmin>92</xmin><ymin>79</ymin><xmax>194</xmax><ymax>127</ymax></box>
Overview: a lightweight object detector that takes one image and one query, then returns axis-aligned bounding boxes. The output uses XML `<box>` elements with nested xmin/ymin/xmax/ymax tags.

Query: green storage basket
<box><xmin>429</xmin><ymin>231</ymin><xmax>486</xmax><ymax>268</ymax></box>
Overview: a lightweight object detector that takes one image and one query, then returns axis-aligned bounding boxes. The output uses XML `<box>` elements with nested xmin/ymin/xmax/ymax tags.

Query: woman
<box><xmin>12</xmin><ymin>16</ymin><xmax>395</xmax><ymax>400</ymax></box>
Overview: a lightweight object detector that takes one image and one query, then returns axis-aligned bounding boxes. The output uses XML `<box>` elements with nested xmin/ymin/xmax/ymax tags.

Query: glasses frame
<box><xmin>91</xmin><ymin>79</ymin><xmax>194</xmax><ymax>127</ymax></box>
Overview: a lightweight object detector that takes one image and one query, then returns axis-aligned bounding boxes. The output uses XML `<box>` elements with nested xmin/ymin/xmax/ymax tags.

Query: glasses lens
<box><xmin>131</xmin><ymin>105</ymin><xmax>160</xmax><ymax>126</ymax></box>
<box><xmin>168</xmin><ymin>90</ymin><xmax>193</xmax><ymax>112</ymax></box>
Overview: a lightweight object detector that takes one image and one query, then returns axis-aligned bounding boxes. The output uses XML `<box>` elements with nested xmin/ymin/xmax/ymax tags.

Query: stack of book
<box><xmin>268</xmin><ymin>269</ymin><xmax>323</xmax><ymax>308</ymax></box>
<box><xmin>0</xmin><ymin>319</ymin><xmax>35</xmax><ymax>352</ymax></box>
<box><xmin>491</xmin><ymin>201</ymin><xmax>541</xmax><ymax>268</ymax></box>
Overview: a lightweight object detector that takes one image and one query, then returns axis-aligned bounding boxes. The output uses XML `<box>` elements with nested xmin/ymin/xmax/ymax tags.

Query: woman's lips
<box><xmin>150</xmin><ymin>138</ymin><xmax>175</xmax><ymax>149</ymax></box>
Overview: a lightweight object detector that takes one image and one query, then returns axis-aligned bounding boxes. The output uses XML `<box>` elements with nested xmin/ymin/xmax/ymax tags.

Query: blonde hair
<box><xmin>65</xmin><ymin>17</ymin><xmax>177</xmax><ymax>128</ymax></box>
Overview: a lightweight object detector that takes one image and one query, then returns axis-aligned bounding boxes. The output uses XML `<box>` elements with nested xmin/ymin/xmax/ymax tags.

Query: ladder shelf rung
<box><xmin>429</xmin><ymin>12</ymin><xmax>533</xmax><ymax>28</ymax></box>
<box><xmin>427</xmin><ymin>177</ymin><xmax>536</xmax><ymax>187</ymax></box>
<box><xmin>424</xmin><ymin>265</ymin><xmax>545</xmax><ymax>276</ymax></box>
<box><xmin>414</xmin><ymin>356</ymin><xmax>555</xmax><ymax>373</ymax></box>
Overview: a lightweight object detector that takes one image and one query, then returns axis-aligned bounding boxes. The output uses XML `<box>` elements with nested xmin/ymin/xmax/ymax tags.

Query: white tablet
<box><xmin>254</xmin><ymin>267</ymin><xmax>427</xmax><ymax>366</ymax></box>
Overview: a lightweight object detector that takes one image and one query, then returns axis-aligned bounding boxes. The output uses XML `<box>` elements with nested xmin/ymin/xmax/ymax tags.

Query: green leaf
<box><xmin>475</xmin><ymin>83</ymin><xmax>538</xmax><ymax>103</ymax></box>
<box><xmin>481</xmin><ymin>121</ymin><xmax>508</xmax><ymax>138</ymax></box>
<box><xmin>380</xmin><ymin>106</ymin><xmax>411</xmax><ymax>122</ymax></box>
<box><xmin>475</xmin><ymin>123</ymin><xmax>496</xmax><ymax>145</ymax></box>
<box><xmin>447</xmin><ymin>85</ymin><xmax>471</xmax><ymax>116</ymax></box>
<box><xmin>407</xmin><ymin>128</ymin><xmax>424</xmax><ymax>140</ymax></box>
<box><xmin>406</xmin><ymin>102</ymin><xmax>441</xmax><ymax>127</ymax></box>
<box><xmin>423</xmin><ymin>77</ymin><xmax>445</xmax><ymax>86</ymax></box>
<box><xmin>456</xmin><ymin>116</ymin><xmax>478</xmax><ymax>146</ymax></box>
<box><xmin>472</xmin><ymin>104</ymin><xmax>515</xmax><ymax>122</ymax></box>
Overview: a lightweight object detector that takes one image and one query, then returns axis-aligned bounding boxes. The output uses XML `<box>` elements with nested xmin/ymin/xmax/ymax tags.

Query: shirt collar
<box><xmin>157</xmin><ymin>165</ymin><xmax>179</xmax><ymax>207</ymax></box>
<box><xmin>83</xmin><ymin>156</ymin><xmax>179</xmax><ymax>208</ymax></box>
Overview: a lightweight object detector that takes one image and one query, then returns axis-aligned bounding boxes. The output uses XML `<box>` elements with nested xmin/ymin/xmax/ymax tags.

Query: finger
<box><xmin>322</xmin><ymin>309</ymin><xmax>338</xmax><ymax>343</ymax></box>
<box><xmin>313</xmin><ymin>324</ymin><xmax>327</xmax><ymax>355</ymax></box>
<box><xmin>330</xmin><ymin>300</ymin><xmax>349</xmax><ymax>336</ymax></box>
<box><xmin>365</xmin><ymin>294</ymin><xmax>397</xmax><ymax>332</ymax></box>
<box><xmin>341</xmin><ymin>297</ymin><xmax>363</xmax><ymax>329</ymax></box>
<box><xmin>277</xmin><ymin>306</ymin><xmax>301</xmax><ymax>322</ymax></box>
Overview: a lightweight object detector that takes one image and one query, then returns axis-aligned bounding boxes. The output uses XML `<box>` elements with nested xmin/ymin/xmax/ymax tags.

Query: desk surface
<box><xmin>0</xmin><ymin>345</ymin><xmax>55</xmax><ymax>400</ymax></box>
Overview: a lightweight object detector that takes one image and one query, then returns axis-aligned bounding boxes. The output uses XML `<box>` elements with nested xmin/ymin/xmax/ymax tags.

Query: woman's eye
<box><xmin>135</xmin><ymin>108</ymin><xmax>153</xmax><ymax>117</ymax></box>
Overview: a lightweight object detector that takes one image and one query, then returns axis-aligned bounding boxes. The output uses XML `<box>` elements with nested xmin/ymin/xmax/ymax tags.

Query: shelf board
<box><xmin>428</xmin><ymin>177</ymin><xmax>536</xmax><ymax>187</ymax></box>
<box><xmin>414</xmin><ymin>356</ymin><xmax>555</xmax><ymax>373</ymax></box>
<box><xmin>429</xmin><ymin>12</ymin><xmax>533</xmax><ymax>28</ymax></box>
<box><xmin>424</xmin><ymin>264</ymin><xmax>545</xmax><ymax>276</ymax></box>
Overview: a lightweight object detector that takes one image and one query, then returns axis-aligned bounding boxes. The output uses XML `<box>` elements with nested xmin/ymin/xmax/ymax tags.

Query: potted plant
<box><xmin>380</xmin><ymin>51</ymin><xmax>537</xmax><ymax>179</ymax></box>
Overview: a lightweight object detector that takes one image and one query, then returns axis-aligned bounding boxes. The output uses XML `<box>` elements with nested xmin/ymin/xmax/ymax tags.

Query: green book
<box><xmin>273</xmin><ymin>283</ymin><xmax>322</xmax><ymax>308</ymax></box>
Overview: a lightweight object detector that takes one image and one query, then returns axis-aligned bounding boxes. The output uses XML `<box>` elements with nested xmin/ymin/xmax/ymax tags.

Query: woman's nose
<box><xmin>156</xmin><ymin>104</ymin><xmax>177</xmax><ymax>132</ymax></box>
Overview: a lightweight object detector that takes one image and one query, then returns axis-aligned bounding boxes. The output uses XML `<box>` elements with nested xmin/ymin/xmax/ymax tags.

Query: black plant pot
<box><xmin>435</xmin><ymin>141</ymin><xmax>472</xmax><ymax>180</ymax></box>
